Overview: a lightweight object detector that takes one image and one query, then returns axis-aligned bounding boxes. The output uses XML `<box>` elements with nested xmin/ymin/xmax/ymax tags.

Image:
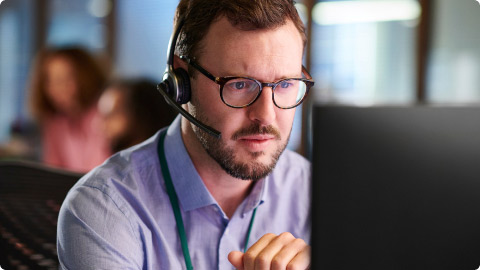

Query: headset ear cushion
<box><xmin>174</xmin><ymin>68</ymin><xmax>191</xmax><ymax>104</ymax></box>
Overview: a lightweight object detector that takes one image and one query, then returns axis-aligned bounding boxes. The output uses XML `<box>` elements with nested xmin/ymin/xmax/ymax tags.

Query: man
<box><xmin>57</xmin><ymin>0</ymin><xmax>314</xmax><ymax>269</ymax></box>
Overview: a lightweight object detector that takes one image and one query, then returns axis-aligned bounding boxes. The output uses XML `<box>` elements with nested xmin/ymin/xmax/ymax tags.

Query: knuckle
<box><xmin>286</xmin><ymin>265</ymin><xmax>299</xmax><ymax>270</ymax></box>
<box><xmin>257</xmin><ymin>232</ymin><xmax>277</xmax><ymax>242</ymax></box>
<box><xmin>244</xmin><ymin>251</ymin><xmax>256</xmax><ymax>263</ymax></box>
<box><xmin>271</xmin><ymin>257</ymin><xmax>287</xmax><ymax>269</ymax></box>
<box><xmin>278</xmin><ymin>231</ymin><xmax>295</xmax><ymax>241</ymax></box>
<box><xmin>263</xmin><ymin>232</ymin><xmax>277</xmax><ymax>238</ymax></box>
<box><xmin>292</xmin><ymin>238</ymin><xmax>307</xmax><ymax>247</ymax></box>
<box><xmin>286</xmin><ymin>262</ymin><xmax>304</xmax><ymax>270</ymax></box>
<box><xmin>254</xmin><ymin>254</ymin><xmax>270</xmax><ymax>268</ymax></box>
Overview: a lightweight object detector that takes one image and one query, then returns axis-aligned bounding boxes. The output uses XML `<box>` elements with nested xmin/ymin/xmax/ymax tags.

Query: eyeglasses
<box><xmin>180</xmin><ymin>56</ymin><xmax>314</xmax><ymax>109</ymax></box>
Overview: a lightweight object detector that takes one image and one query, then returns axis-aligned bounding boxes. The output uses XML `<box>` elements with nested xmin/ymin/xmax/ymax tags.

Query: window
<box><xmin>310</xmin><ymin>0</ymin><xmax>420</xmax><ymax>105</ymax></box>
<box><xmin>0</xmin><ymin>0</ymin><xmax>34</xmax><ymax>142</ymax></box>
<box><xmin>426</xmin><ymin>0</ymin><xmax>480</xmax><ymax>103</ymax></box>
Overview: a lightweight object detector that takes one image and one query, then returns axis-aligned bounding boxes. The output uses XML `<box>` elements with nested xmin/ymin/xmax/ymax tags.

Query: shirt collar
<box><xmin>241</xmin><ymin>177</ymin><xmax>267</xmax><ymax>217</ymax></box>
<box><xmin>163</xmin><ymin>116</ymin><xmax>217</xmax><ymax>211</ymax></box>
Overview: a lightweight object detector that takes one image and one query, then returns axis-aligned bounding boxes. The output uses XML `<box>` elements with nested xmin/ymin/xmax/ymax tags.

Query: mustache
<box><xmin>231</xmin><ymin>124</ymin><xmax>281</xmax><ymax>141</ymax></box>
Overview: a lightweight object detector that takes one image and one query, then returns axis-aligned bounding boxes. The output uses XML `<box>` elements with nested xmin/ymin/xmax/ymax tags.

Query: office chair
<box><xmin>0</xmin><ymin>160</ymin><xmax>82</xmax><ymax>270</ymax></box>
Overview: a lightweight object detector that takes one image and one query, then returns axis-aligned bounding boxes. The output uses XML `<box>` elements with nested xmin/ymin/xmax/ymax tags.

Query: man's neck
<box><xmin>201</xmin><ymin>170</ymin><xmax>253</xmax><ymax>219</ymax></box>
<box><xmin>181</xmin><ymin>120</ymin><xmax>253</xmax><ymax>218</ymax></box>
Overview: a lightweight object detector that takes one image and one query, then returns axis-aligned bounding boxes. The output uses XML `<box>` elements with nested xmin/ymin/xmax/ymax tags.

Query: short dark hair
<box><xmin>174</xmin><ymin>0</ymin><xmax>306</xmax><ymax>61</ymax></box>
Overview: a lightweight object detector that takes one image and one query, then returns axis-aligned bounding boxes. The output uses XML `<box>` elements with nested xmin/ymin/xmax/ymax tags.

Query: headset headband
<box><xmin>166</xmin><ymin>16</ymin><xmax>185</xmax><ymax>70</ymax></box>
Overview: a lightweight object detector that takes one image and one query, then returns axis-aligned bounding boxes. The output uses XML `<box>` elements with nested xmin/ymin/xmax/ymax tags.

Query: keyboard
<box><xmin>0</xmin><ymin>161</ymin><xmax>81</xmax><ymax>270</ymax></box>
<box><xmin>0</xmin><ymin>196</ymin><xmax>61</xmax><ymax>270</ymax></box>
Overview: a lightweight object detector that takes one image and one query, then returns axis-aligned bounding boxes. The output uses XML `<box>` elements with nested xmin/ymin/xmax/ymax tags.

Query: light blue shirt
<box><xmin>57</xmin><ymin>116</ymin><xmax>311</xmax><ymax>270</ymax></box>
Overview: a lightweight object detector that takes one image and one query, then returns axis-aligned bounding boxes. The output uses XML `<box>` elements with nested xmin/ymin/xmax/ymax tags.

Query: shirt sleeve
<box><xmin>57</xmin><ymin>185</ymin><xmax>144</xmax><ymax>270</ymax></box>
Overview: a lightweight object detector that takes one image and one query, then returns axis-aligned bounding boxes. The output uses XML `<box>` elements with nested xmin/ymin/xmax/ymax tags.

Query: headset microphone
<box><xmin>157</xmin><ymin>83</ymin><xmax>221</xmax><ymax>139</ymax></box>
<box><xmin>157</xmin><ymin>17</ymin><xmax>221</xmax><ymax>139</ymax></box>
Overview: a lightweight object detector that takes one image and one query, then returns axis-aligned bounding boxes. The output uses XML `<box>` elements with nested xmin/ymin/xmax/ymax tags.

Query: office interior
<box><xmin>0</xmin><ymin>0</ymin><xmax>479</xmax><ymax>160</ymax></box>
<box><xmin>1</xmin><ymin>0</ymin><xmax>480</xmax><ymax>269</ymax></box>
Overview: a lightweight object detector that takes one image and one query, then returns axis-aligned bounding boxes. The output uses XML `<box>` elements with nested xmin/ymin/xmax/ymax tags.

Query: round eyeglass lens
<box><xmin>222</xmin><ymin>78</ymin><xmax>260</xmax><ymax>107</ymax></box>
<box><xmin>273</xmin><ymin>79</ymin><xmax>307</xmax><ymax>108</ymax></box>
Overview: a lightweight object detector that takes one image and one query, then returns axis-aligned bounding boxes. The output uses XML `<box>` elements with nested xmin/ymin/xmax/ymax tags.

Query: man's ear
<box><xmin>173</xmin><ymin>55</ymin><xmax>188</xmax><ymax>70</ymax></box>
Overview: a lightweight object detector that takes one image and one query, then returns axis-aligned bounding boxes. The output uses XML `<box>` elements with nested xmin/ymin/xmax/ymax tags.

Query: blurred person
<box><xmin>98</xmin><ymin>78</ymin><xmax>177</xmax><ymax>153</ymax></box>
<box><xmin>29</xmin><ymin>46</ymin><xmax>111</xmax><ymax>172</ymax></box>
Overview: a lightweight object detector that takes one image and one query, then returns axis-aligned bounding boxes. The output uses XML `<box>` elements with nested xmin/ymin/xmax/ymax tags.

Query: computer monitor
<box><xmin>311</xmin><ymin>105</ymin><xmax>480</xmax><ymax>270</ymax></box>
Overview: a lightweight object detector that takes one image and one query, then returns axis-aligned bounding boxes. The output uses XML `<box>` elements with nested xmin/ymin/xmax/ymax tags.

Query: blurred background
<box><xmin>0</xmin><ymin>0</ymin><xmax>479</xmax><ymax>170</ymax></box>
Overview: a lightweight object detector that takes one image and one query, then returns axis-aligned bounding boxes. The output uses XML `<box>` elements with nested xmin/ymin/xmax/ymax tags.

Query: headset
<box><xmin>157</xmin><ymin>17</ymin><xmax>222</xmax><ymax>139</ymax></box>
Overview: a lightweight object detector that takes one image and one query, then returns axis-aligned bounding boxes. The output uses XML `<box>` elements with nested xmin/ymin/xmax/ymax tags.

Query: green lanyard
<box><xmin>157</xmin><ymin>130</ymin><xmax>258</xmax><ymax>270</ymax></box>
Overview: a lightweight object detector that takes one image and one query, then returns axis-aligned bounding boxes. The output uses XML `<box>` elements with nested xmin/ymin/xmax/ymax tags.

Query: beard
<box><xmin>190</xmin><ymin>106</ymin><xmax>289</xmax><ymax>181</ymax></box>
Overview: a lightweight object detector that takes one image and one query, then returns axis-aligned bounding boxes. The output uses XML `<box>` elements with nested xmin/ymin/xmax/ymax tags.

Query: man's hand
<box><xmin>228</xmin><ymin>232</ymin><xmax>310</xmax><ymax>270</ymax></box>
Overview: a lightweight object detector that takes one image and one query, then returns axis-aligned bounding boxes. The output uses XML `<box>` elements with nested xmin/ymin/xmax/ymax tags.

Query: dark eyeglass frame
<box><xmin>180</xmin><ymin>55</ymin><xmax>314</xmax><ymax>109</ymax></box>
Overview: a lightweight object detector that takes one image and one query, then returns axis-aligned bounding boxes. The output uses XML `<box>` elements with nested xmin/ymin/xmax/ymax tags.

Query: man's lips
<box><xmin>238</xmin><ymin>134</ymin><xmax>277</xmax><ymax>141</ymax></box>
<box><xmin>236</xmin><ymin>134</ymin><xmax>278</xmax><ymax>152</ymax></box>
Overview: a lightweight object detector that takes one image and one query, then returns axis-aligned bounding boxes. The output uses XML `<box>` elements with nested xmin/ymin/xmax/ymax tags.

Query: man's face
<box><xmin>185</xmin><ymin>17</ymin><xmax>304</xmax><ymax>181</ymax></box>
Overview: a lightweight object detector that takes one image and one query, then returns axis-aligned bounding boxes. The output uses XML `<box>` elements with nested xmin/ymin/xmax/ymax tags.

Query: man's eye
<box><xmin>234</xmin><ymin>81</ymin><xmax>246</xmax><ymax>89</ymax></box>
<box><xmin>227</xmin><ymin>80</ymin><xmax>254</xmax><ymax>90</ymax></box>
<box><xmin>280</xmin><ymin>81</ymin><xmax>293</xmax><ymax>88</ymax></box>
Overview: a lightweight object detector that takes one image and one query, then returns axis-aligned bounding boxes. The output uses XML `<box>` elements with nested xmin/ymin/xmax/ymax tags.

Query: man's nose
<box><xmin>247</xmin><ymin>87</ymin><xmax>276</xmax><ymax>126</ymax></box>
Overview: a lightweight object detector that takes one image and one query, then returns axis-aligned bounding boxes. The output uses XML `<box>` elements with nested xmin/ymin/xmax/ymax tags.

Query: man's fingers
<box><xmin>286</xmin><ymin>245</ymin><xmax>311</xmax><ymax>270</ymax></box>
<box><xmin>228</xmin><ymin>250</ymin><xmax>245</xmax><ymax>270</ymax></box>
<box><xmin>253</xmin><ymin>232</ymin><xmax>297</xmax><ymax>270</ymax></box>
<box><xmin>242</xmin><ymin>232</ymin><xmax>310</xmax><ymax>270</ymax></box>
<box><xmin>243</xmin><ymin>233</ymin><xmax>277</xmax><ymax>270</ymax></box>
<box><xmin>273</xmin><ymin>239</ymin><xmax>310</xmax><ymax>270</ymax></box>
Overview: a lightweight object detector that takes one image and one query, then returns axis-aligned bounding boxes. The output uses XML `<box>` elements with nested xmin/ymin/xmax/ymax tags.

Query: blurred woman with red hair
<box><xmin>29</xmin><ymin>46</ymin><xmax>111</xmax><ymax>172</ymax></box>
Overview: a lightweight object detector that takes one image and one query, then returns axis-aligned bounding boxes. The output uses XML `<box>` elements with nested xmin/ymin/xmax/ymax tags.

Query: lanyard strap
<box><xmin>157</xmin><ymin>130</ymin><xmax>258</xmax><ymax>270</ymax></box>
<box><xmin>158</xmin><ymin>130</ymin><xmax>194</xmax><ymax>270</ymax></box>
